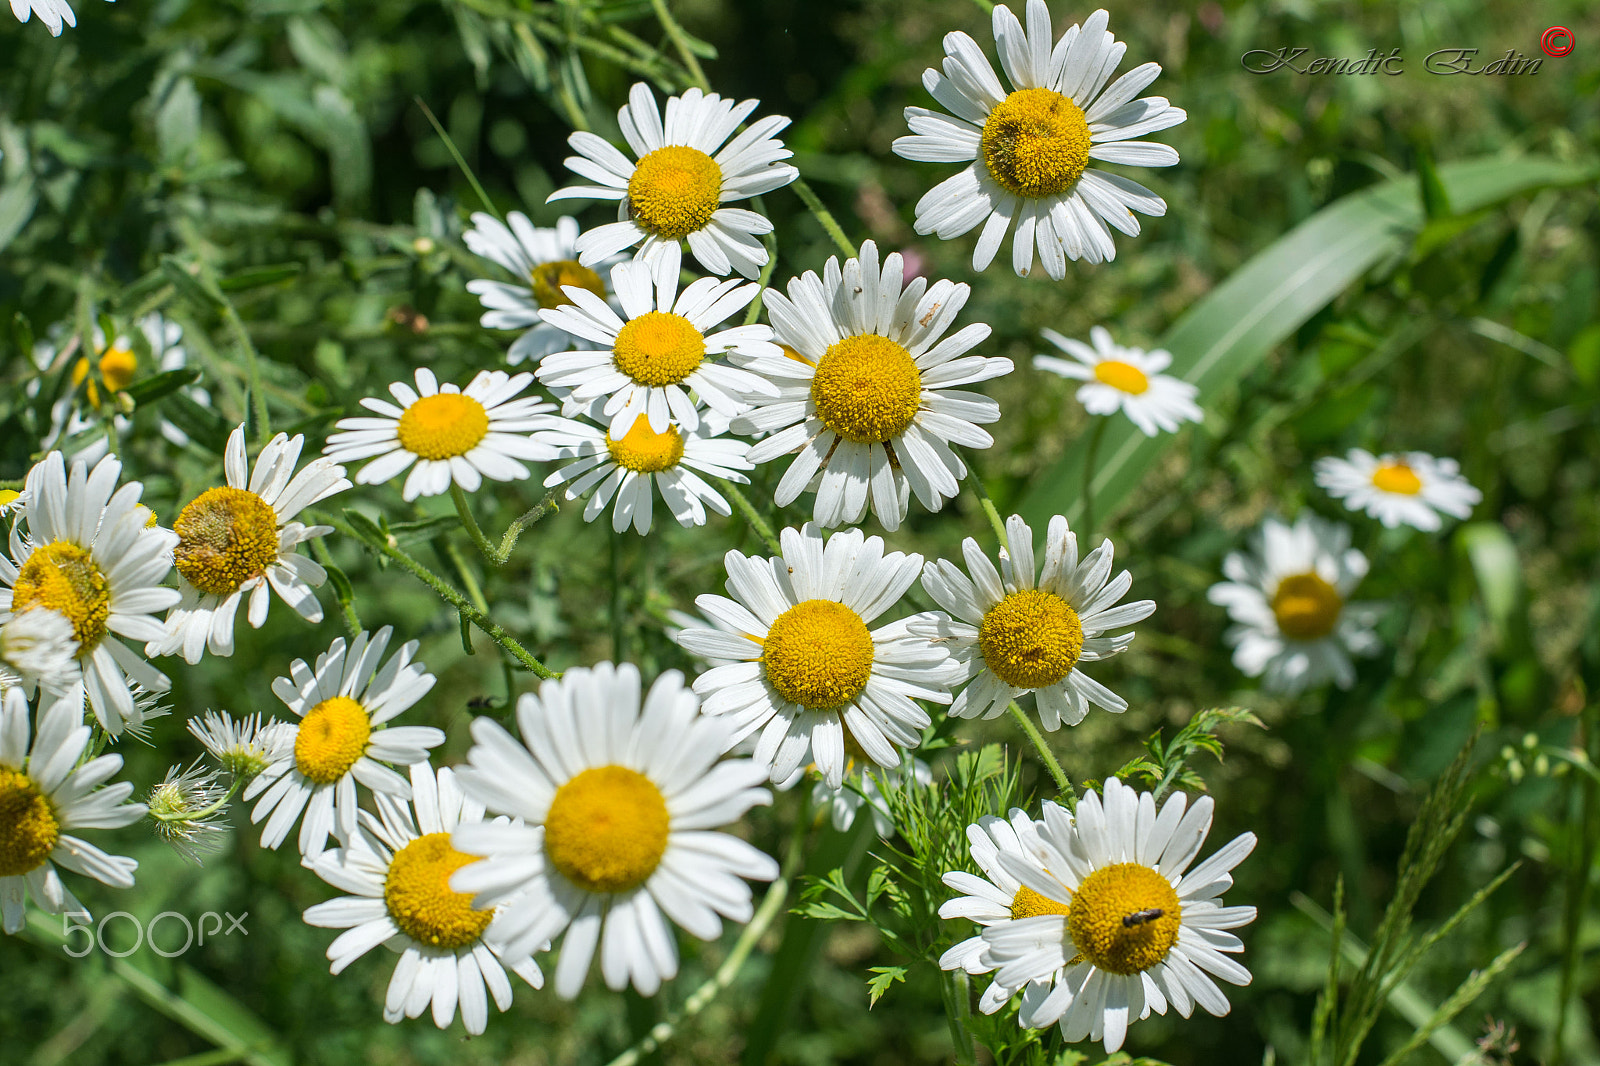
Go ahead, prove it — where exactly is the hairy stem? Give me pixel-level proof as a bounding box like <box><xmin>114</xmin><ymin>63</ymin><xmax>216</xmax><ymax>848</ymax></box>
<box><xmin>791</xmin><ymin>177</ymin><xmax>856</xmax><ymax>260</ymax></box>
<box><xmin>1008</xmin><ymin>701</ymin><xmax>1074</xmax><ymax>804</ymax></box>
<box><xmin>717</xmin><ymin>478</ymin><xmax>784</xmax><ymax>555</ymax></box>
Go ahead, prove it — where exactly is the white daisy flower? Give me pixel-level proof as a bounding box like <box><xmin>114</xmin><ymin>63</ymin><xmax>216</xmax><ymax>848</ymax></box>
<box><xmin>0</xmin><ymin>686</ymin><xmax>147</xmax><ymax>934</ymax></box>
<box><xmin>1312</xmin><ymin>448</ymin><xmax>1481</xmax><ymax>532</ymax></box>
<box><xmin>548</xmin><ymin>83</ymin><xmax>800</xmax><ymax>280</ymax></box>
<box><xmin>893</xmin><ymin>3</ymin><xmax>1186</xmax><ymax>278</ymax></box>
<box><xmin>149</xmin><ymin>424</ymin><xmax>351</xmax><ymax>665</ymax></box>
<box><xmin>303</xmin><ymin>763</ymin><xmax>544</xmax><ymax>1034</ymax></box>
<box><xmin>536</xmin><ymin>403</ymin><xmax>753</xmax><ymax>535</ymax></box>
<box><xmin>916</xmin><ymin>514</ymin><xmax>1154</xmax><ymax>730</ymax></box>
<box><xmin>9</xmin><ymin>0</ymin><xmax>109</xmax><ymax>37</ymax></box>
<box><xmin>1034</xmin><ymin>326</ymin><xmax>1201</xmax><ymax>436</ymax></box>
<box><xmin>731</xmin><ymin>240</ymin><xmax>1011</xmax><ymax>532</ymax></box>
<box><xmin>0</xmin><ymin>452</ymin><xmax>179</xmax><ymax>735</ymax></box>
<box><xmin>187</xmin><ymin>710</ymin><xmax>295</xmax><ymax>781</ymax></box>
<box><xmin>536</xmin><ymin>257</ymin><xmax>779</xmax><ymax>441</ymax></box>
<box><xmin>451</xmin><ymin>662</ymin><xmax>779</xmax><ymax>997</ymax></box>
<box><xmin>675</xmin><ymin>523</ymin><xmax>959</xmax><ymax>789</ymax></box>
<box><xmin>958</xmin><ymin>778</ymin><xmax>1256</xmax><ymax>1053</ymax></box>
<box><xmin>323</xmin><ymin>368</ymin><xmax>558</xmax><ymax>502</ymax></box>
<box><xmin>0</xmin><ymin>608</ymin><xmax>79</xmax><ymax>692</ymax></box>
<box><xmin>813</xmin><ymin>756</ymin><xmax>933</xmax><ymax>837</ymax></box>
<box><xmin>1206</xmin><ymin>515</ymin><xmax>1382</xmax><ymax>695</ymax></box>
<box><xmin>463</xmin><ymin>212</ymin><xmax>628</xmax><ymax>367</ymax></box>
<box><xmin>936</xmin><ymin>807</ymin><xmax>1064</xmax><ymax>1016</ymax></box>
<box><xmin>245</xmin><ymin>628</ymin><xmax>445</xmax><ymax>858</ymax></box>
<box><xmin>0</xmin><ymin>488</ymin><xmax>25</xmax><ymax>519</ymax></box>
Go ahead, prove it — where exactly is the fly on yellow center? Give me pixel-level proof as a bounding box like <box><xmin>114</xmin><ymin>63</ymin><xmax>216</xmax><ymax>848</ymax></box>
<box><xmin>544</xmin><ymin>765</ymin><xmax>670</xmax><ymax>894</ymax></box>
<box><xmin>1371</xmin><ymin>462</ymin><xmax>1423</xmax><ymax>495</ymax></box>
<box><xmin>383</xmin><ymin>832</ymin><xmax>494</xmax><ymax>949</ymax></box>
<box><xmin>606</xmin><ymin>415</ymin><xmax>686</xmax><ymax>473</ymax></box>
<box><xmin>980</xmin><ymin>87</ymin><xmax>1092</xmax><ymax>200</ymax></box>
<box><xmin>0</xmin><ymin>767</ymin><xmax>60</xmax><ymax>878</ymax></box>
<box><xmin>1093</xmin><ymin>360</ymin><xmax>1150</xmax><ymax>395</ymax></box>
<box><xmin>978</xmin><ymin>588</ymin><xmax>1085</xmax><ymax>690</ymax></box>
<box><xmin>1067</xmin><ymin>862</ymin><xmax>1182</xmax><ymax>975</ymax></box>
<box><xmin>760</xmin><ymin>599</ymin><xmax>875</xmax><ymax>710</ymax></box>
<box><xmin>810</xmin><ymin>334</ymin><xmax>923</xmax><ymax>444</ymax></box>
<box><xmin>1270</xmin><ymin>571</ymin><xmax>1343</xmax><ymax>641</ymax></box>
<box><xmin>396</xmin><ymin>393</ymin><xmax>491</xmax><ymax>461</ymax></box>
<box><xmin>172</xmin><ymin>487</ymin><xmax>281</xmax><ymax>597</ymax></box>
<box><xmin>12</xmin><ymin>542</ymin><xmax>111</xmax><ymax>655</ymax></box>
<box><xmin>1010</xmin><ymin>883</ymin><xmax>1071</xmax><ymax>920</ymax></box>
<box><xmin>293</xmin><ymin>696</ymin><xmax>372</xmax><ymax>785</ymax></box>
<box><xmin>627</xmin><ymin>145</ymin><xmax>723</xmax><ymax>240</ymax></box>
<box><xmin>611</xmin><ymin>311</ymin><xmax>707</xmax><ymax>387</ymax></box>
<box><xmin>531</xmin><ymin>259</ymin><xmax>607</xmax><ymax>310</ymax></box>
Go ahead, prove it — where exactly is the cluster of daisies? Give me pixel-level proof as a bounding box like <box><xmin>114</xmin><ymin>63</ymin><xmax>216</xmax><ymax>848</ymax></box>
<box><xmin>0</xmin><ymin>0</ymin><xmax>1490</xmax><ymax>1056</ymax></box>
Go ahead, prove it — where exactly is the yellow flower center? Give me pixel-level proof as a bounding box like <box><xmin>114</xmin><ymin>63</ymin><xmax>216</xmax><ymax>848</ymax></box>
<box><xmin>760</xmin><ymin>599</ymin><xmax>875</xmax><ymax>710</ymax></box>
<box><xmin>980</xmin><ymin>87</ymin><xmax>1092</xmax><ymax>199</ymax></box>
<box><xmin>293</xmin><ymin>696</ymin><xmax>372</xmax><ymax>785</ymax></box>
<box><xmin>810</xmin><ymin>334</ymin><xmax>923</xmax><ymax>444</ymax></box>
<box><xmin>1270</xmin><ymin>571</ymin><xmax>1343</xmax><ymax>641</ymax></box>
<box><xmin>0</xmin><ymin>489</ymin><xmax>20</xmax><ymax>511</ymax></box>
<box><xmin>544</xmin><ymin>765</ymin><xmax>670</xmax><ymax>894</ymax></box>
<box><xmin>1093</xmin><ymin>359</ymin><xmax>1150</xmax><ymax>395</ymax></box>
<box><xmin>1371</xmin><ymin>462</ymin><xmax>1423</xmax><ymax>495</ymax></box>
<box><xmin>531</xmin><ymin>259</ymin><xmax>607</xmax><ymax>310</ymax></box>
<box><xmin>1067</xmin><ymin>862</ymin><xmax>1182</xmax><ymax>975</ymax></box>
<box><xmin>1010</xmin><ymin>883</ymin><xmax>1071</xmax><ymax>920</ymax></box>
<box><xmin>612</xmin><ymin>311</ymin><xmax>707</xmax><ymax>387</ymax></box>
<box><xmin>383</xmin><ymin>832</ymin><xmax>494</xmax><ymax>950</ymax></box>
<box><xmin>978</xmin><ymin>589</ymin><xmax>1085</xmax><ymax>689</ymax></box>
<box><xmin>11</xmin><ymin>541</ymin><xmax>111</xmax><ymax>656</ymax></box>
<box><xmin>606</xmin><ymin>415</ymin><xmax>685</xmax><ymax>473</ymax></box>
<box><xmin>172</xmin><ymin>486</ymin><xmax>281</xmax><ymax>597</ymax></box>
<box><xmin>627</xmin><ymin>145</ymin><xmax>723</xmax><ymax>240</ymax></box>
<box><xmin>99</xmin><ymin>347</ymin><xmax>138</xmax><ymax>393</ymax></box>
<box><xmin>396</xmin><ymin>393</ymin><xmax>490</xmax><ymax>461</ymax></box>
<box><xmin>0</xmin><ymin>767</ymin><xmax>60</xmax><ymax>878</ymax></box>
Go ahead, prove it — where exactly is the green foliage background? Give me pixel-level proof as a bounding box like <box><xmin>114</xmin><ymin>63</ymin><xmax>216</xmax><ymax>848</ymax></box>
<box><xmin>2</xmin><ymin>0</ymin><xmax>1599</xmax><ymax>1064</ymax></box>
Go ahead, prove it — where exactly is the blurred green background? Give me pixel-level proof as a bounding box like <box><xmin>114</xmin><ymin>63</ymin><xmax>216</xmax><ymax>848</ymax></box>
<box><xmin>2</xmin><ymin>0</ymin><xmax>1599</xmax><ymax>1063</ymax></box>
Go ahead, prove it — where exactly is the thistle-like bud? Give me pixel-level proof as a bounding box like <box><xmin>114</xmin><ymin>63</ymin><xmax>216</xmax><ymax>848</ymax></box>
<box><xmin>188</xmin><ymin>709</ymin><xmax>294</xmax><ymax>780</ymax></box>
<box><xmin>148</xmin><ymin>762</ymin><xmax>230</xmax><ymax>864</ymax></box>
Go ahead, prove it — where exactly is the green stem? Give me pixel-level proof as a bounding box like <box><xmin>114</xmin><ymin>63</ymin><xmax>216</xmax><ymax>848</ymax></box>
<box><xmin>963</xmin><ymin>459</ymin><xmax>1010</xmax><ymax>550</ymax></box>
<box><xmin>321</xmin><ymin>512</ymin><xmax>559</xmax><ymax>678</ymax></box>
<box><xmin>441</xmin><ymin>537</ymin><xmax>491</xmax><ymax>615</ymax></box>
<box><xmin>308</xmin><ymin>537</ymin><xmax>362</xmax><ymax>638</ymax></box>
<box><xmin>1007</xmin><ymin>701</ymin><xmax>1073</xmax><ymax>803</ymax></box>
<box><xmin>791</xmin><ymin>177</ymin><xmax>856</xmax><ymax>260</ymax></box>
<box><xmin>647</xmin><ymin>0</ymin><xmax>710</xmax><ymax>91</ymax></box>
<box><xmin>941</xmin><ymin>969</ymin><xmax>977</xmax><ymax>1065</ymax></box>
<box><xmin>610</xmin><ymin>525</ymin><xmax>627</xmax><ymax>662</ymax></box>
<box><xmin>603</xmin><ymin>822</ymin><xmax>804</xmax><ymax>1066</ymax></box>
<box><xmin>1080</xmin><ymin>418</ymin><xmax>1108</xmax><ymax>543</ymax></box>
<box><xmin>219</xmin><ymin>299</ymin><xmax>271</xmax><ymax>448</ymax></box>
<box><xmin>414</xmin><ymin>96</ymin><xmax>502</xmax><ymax>220</ymax></box>
<box><xmin>717</xmin><ymin>478</ymin><xmax>783</xmax><ymax>555</ymax></box>
<box><xmin>451</xmin><ymin>485</ymin><xmax>561</xmax><ymax>564</ymax></box>
<box><xmin>742</xmin><ymin>210</ymin><xmax>780</xmax><ymax>326</ymax></box>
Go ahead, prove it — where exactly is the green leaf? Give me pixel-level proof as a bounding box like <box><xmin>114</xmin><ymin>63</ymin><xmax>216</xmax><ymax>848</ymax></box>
<box><xmin>865</xmin><ymin>965</ymin><xmax>907</xmax><ymax>1007</ymax></box>
<box><xmin>124</xmin><ymin>366</ymin><xmax>202</xmax><ymax>405</ymax></box>
<box><xmin>1019</xmin><ymin>155</ymin><xmax>1600</xmax><ymax>531</ymax></box>
<box><xmin>218</xmin><ymin>263</ymin><xmax>304</xmax><ymax>291</ymax></box>
<box><xmin>1415</xmin><ymin>145</ymin><xmax>1452</xmax><ymax>220</ymax></box>
<box><xmin>160</xmin><ymin>255</ymin><xmax>226</xmax><ymax>311</ymax></box>
<box><xmin>0</xmin><ymin>176</ymin><xmax>38</xmax><ymax>255</ymax></box>
<box><xmin>156</xmin><ymin>77</ymin><xmax>202</xmax><ymax>164</ymax></box>
<box><xmin>1458</xmin><ymin>522</ymin><xmax>1521</xmax><ymax>641</ymax></box>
